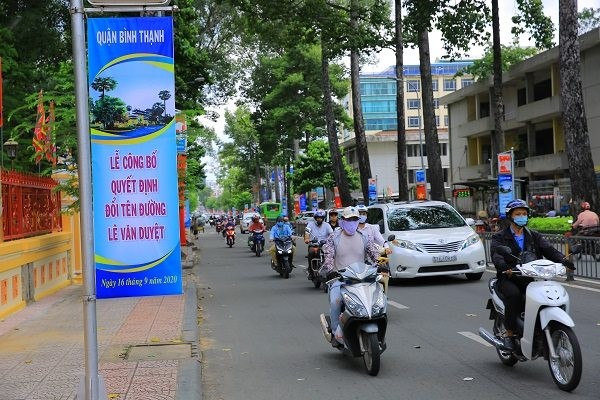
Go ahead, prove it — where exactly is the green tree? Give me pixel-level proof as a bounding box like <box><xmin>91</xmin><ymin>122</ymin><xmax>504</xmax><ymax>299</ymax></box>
<box><xmin>90</xmin><ymin>96</ymin><xmax>127</xmax><ymax>130</ymax></box>
<box><xmin>578</xmin><ymin>7</ymin><xmax>600</xmax><ymax>34</ymax></box>
<box><xmin>158</xmin><ymin>90</ymin><xmax>172</xmax><ymax>118</ymax></box>
<box><xmin>292</xmin><ymin>140</ymin><xmax>359</xmax><ymax>195</ymax></box>
<box><xmin>91</xmin><ymin>77</ymin><xmax>117</xmax><ymax>99</ymax></box>
<box><xmin>458</xmin><ymin>43</ymin><xmax>539</xmax><ymax>81</ymax></box>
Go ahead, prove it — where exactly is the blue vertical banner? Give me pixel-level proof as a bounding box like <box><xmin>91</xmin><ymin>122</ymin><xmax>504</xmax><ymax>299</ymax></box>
<box><xmin>368</xmin><ymin>178</ymin><xmax>377</xmax><ymax>205</ymax></box>
<box><xmin>299</xmin><ymin>194</ymin><xmax>307</xmax><ymax>212</ymax></box>
<box><xmin>87</xmin><ymin>17</ymin><xmax>182</xmax><ymax>298</ymax></box>
<box><xmin>497</xmin><ymin>150</ymin><xmax>515</xmax><ymax>218</ymax></box>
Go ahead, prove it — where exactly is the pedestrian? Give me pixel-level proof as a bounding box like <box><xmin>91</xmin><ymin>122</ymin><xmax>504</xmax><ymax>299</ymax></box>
<box><xmin>191</xmin><ymin>216</ymin><xmax>199</xmax><ymax>240</ymax></box>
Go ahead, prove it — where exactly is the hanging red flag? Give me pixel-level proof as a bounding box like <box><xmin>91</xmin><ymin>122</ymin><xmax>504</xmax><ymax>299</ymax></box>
<box><xmin>0</xmin><ymin>57</ymin><xmax>4</xmax><ymax>128</ymax></box>
<box><xmin>33</xmin><ymin>90</ymin><xmax>47</xmax><ymax>164</ymax></box>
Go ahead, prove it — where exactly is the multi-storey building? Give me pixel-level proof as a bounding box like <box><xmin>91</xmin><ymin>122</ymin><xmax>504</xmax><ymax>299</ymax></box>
<box><xmin>441</xmin><ymin>28</ymin><xmax>600</xmax><ymax>217</ymax></box>
<box><xmin>342</xmin><ymin>61</ymin><xmax>474</xmax><ymax>200</ymax></box>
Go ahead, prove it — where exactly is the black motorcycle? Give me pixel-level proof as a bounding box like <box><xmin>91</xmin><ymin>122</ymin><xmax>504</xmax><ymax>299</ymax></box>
<box><xmin>271</xmin><ymin>235</ymin><xmax>294</xmax><ymax>279</ymax></box>
<box><xmin>249</xmin><ymin>229</ymin><xmax>265</xmax><ymax>257</ymax></box>
<box><xmin>306</xmin><ymin>236</ymin><xmax>326</xmax><ymax>289</ymax></box>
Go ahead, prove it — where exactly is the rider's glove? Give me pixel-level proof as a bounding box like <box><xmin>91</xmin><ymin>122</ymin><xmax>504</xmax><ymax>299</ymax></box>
<box><xmin>562</xmin><ymin>258</ymin><xmax>575</xmax><ymax>270</ymax></box>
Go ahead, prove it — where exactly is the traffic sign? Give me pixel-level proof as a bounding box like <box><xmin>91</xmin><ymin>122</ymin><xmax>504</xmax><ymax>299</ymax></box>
<box><xmin>415</xmin><ymin>169</ymin><xmax>426</xmax><ymax>183</ymax></box>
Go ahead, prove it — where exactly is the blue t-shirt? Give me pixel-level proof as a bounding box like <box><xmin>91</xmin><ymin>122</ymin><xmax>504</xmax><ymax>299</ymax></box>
<box><xmin>270</xmin><ymin>224</ymin><xmax>293</xmax><ymax>240</ymax></box>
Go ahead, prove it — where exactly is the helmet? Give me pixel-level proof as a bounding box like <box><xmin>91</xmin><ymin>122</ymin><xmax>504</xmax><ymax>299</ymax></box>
<box><xmin>341</xmin><ymin>206</ymin><xmax>360</xmax><ymax>220</ymax></box>
<box><xmin>276</xmin><ymin>215</ymin><xmax>284</xmax><ymax>223</ymax></box>
<box><xmin>581</xmin><ymin>201</ymin><xmax>591</xmax><ymax>210</ymax></box>
<box><xmin>505</xmin><ymin>199</ymin><xmax>529</xmax><ymax>217</ymax></box>
<box><xmin>314</xmin><ymin>210</ymin><xmax>326</xmax><ymax>219</ymax></box>
<box><xmin>356</xmin><ymin>204</ymin><xmax>368</xmax><ymax>213</ymax></box>
<box><xmin>252</xmin><ymin>214</ymin><xmax>260</xmax><ymax>221</ymax></box>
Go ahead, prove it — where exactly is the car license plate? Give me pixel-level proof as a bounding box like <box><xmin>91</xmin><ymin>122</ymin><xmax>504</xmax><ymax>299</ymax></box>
<box><xmin>432</xmin><ymin>255</ymin><xmax>457</xmax><ymax>263</ymax></box>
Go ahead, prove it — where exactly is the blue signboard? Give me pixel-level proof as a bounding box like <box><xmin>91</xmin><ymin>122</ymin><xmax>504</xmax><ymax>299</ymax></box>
<box><xmin>368</xmin><ymin>179</ymin><xmax>377</xmax><ymax>205</ymax></box>
<box><xmin>498</xmin><ymin>174</ymin><xmax>514</xmax><ymax>218</ymax></box>
<box><xmin>299</xmin><ymin>194</ymin><xmax>307</xmax><ymax>212</ymax></box>
<box><xmin>88</xmin><ymin>17</ymin><xmax>182</xmax><ymax>298</ymax></box>
<box><xmin>415</xmin><ymin>169</ymin><xmax>426</xmax><ymax>183</ymax></box>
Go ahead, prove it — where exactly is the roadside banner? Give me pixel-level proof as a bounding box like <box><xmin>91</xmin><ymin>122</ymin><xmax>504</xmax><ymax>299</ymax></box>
<box><xmin>87</xmin><ymin>17</ymin><xmax>182</xmax><ymax>298</ymax></box>
<box><xmin>368</xmin><ymin>178</ymin><xmax>377</xmax><ymax>205</ymax></box>
<box><xmin>498</xmin><ymin>150</ymin><xmax>515</xmax><ymax>218</ymax></box>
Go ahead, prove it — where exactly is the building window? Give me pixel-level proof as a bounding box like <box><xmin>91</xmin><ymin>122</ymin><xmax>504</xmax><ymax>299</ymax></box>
<box><xmin>444</xmin><ymin>115</ymin><xmax>449</xmax><ymax>126</ymax></box>
<box><xmin>440</xmin><ymin>143</ymin><xmax>448</xmax><ymax>156</ymax></box>
<box><xmin>443</xmin><ymin>79</ymin><xmax>456</xmax><ymax>91</ymax></box>
<box><xmin>407</xmin><ymin>144</ymin><xmax>419</xmax><ymax>157</ymax></box>
<box><xmin>435</xmin><ymin>115</ymin><xmax>440</xmax><ymax>126</ymax></box>
<box><xmin>461</xmin><ymin>79</ymin><xmax>474</xmax><ymax>88</ymax></box>
<box><xmin>407</xmin><ymin>80</ymin><xmax>420</xmax><ymax>92</ymax></box>
<box><xmin>408</xmin><ymin>116</ymin><xmax>420</xmax><ymax>127</ymax></box>
<box><xmin>433</xmin><ymin>98</ymin><xmax>439</xmax><ymax>109</ymax></box>
<box><xmin>432</xmin><ymin>80</ymin><xmax>438</xmax><ymax>91</ymax></box>
<box><xmin>407</xmin><ymin>99</ymin><xmax>421</xmax><ymax>109</ymax></box>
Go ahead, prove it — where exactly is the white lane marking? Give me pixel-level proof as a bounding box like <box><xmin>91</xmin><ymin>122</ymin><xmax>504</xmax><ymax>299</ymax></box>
<box><xmin>388</xmin><ymin>300</ymin><xmax>409</xmax><ymax>309</ymax></box>
<box><xmin>458</xmin><ymin>331</ymin><xmax>493</xmax><ymax>347</ymax></box>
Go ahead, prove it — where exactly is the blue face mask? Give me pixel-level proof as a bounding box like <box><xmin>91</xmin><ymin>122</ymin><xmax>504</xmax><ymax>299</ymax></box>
<box><xmin>277</xmin><ymin>222</ymin><xmax>284</xmax><ymax>228</ymax></box>
<box><xmin>513</xmin><ymin>216</ymin><xmax>528</xmax><ymax>227</ymax></box>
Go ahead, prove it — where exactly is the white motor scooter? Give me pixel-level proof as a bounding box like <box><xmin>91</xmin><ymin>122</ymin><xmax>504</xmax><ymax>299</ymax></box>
<box><xmin>479</xmin><ymin>245</ymin><xmax>582</xmax><ymax>392</ymax></box>
<box><xmin>319</xmin><ymin>262</ymin><xmax>388</xmax><ymax>376</ymax></box>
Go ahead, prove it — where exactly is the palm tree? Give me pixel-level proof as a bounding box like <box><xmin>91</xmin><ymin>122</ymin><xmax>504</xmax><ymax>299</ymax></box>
<box><xmin>91</xmin><ymin>77</ymin><xmax>117</xmax><ymax>99</ymax></box>
<box><xmin>158</xmin><ymin>90</ymin><xmax>172</xmax><ymax>118</ymax></box>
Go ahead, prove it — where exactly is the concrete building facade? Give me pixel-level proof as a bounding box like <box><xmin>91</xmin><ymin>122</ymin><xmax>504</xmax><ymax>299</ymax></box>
<box><xmin>441</xmin><ymin>28</ymin><xmax>600</xmax><ymax>217</ymax></box>
<box><xmin>342</xmin><ymin>62</ymin><xmax>474</xmax><ymax>200</ymax></box>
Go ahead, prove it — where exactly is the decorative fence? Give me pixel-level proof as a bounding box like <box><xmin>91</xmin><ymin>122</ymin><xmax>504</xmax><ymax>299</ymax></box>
<box><xmin>1</xmin><ymin>170</ymin><xmax>62</xmax><ymax>241</ymax></box>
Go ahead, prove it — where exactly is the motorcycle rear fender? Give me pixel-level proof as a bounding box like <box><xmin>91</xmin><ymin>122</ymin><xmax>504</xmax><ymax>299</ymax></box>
<box><xmin>539</xmin><ymin>306</ymin><xmax>574</xmax><ymax>330</ymax></box>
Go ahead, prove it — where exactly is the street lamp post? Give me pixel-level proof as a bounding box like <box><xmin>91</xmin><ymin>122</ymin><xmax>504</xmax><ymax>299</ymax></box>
<box><xmin>4</xmin><ymin>138</ymin><xmax>18</xmax><ymax>170</ymax></box>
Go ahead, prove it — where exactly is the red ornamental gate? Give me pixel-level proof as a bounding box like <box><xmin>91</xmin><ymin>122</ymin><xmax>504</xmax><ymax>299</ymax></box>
<box><xmin>1</xmin><ymin>170</ymin><xmax>62</xmax><ymax>241</ymax></box>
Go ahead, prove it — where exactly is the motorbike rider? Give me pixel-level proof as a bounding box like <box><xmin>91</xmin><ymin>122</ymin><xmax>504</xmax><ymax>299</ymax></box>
<box><xmin>356</xmin><ymin>205</ymin><xmax>387</xmax><ymax>248</ymax></box>
<box><xmin>224</xmin><ymin>217</ymin><xmax>236</xmax><ymax>238</ymax></box>
<box><xmin>304</xmin><ymin>210</ymin><xmax>333</xmax><ymax>269</ymax></box>
<box><xmin>247</xmin><ymin>214</ymin><xmax>266</xmax><ymax>249</ymax></box>
<box><xmin>571</xmin><ymin>201</ymin><xmax>599</xmax><ymax>233</ymax></box>
<box><xmin>328</xmin><ymin>209</ymin><xmax>340</xmax><ymax>230</ymax></box>
<box><xmin>320</xmin><ymin>206</ymin><xmax>381</xmax><ymax>347</ymax></box>
<box><xmin>490</xmin><ymin>199</ymin><xmax>575</xmax><ymax>351</ymax></box>
<box><xmin>269</xmin><ymin>215</ymin><xmax>295</xmax><ymax>267</ymax></box>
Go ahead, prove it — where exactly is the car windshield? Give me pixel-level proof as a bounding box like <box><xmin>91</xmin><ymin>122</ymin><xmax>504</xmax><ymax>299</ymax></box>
<box><xmin>387</xmin><ymin>205</ymin><xmax>466</xmax><ymax>231</ymax></box>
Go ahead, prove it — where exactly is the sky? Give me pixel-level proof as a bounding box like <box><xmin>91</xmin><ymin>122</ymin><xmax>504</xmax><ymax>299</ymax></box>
<box><xmin>201</xmin><ymin>0</ymin><xmax>598</xmax><ymax>185</ymax></box>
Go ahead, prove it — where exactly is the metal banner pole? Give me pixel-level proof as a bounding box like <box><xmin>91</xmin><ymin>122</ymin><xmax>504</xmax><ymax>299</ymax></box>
<box><xmin>70</xmin><ymin>1</ymin><xmax>106</xmax><ymax>399</ymax></box>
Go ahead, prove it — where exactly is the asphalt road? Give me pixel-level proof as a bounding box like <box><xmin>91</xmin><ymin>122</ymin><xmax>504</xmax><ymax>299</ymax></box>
<box><xmin>196</xmin><ymin>229</ymin><xmax>600</xmax><ymax>400</ymax></box>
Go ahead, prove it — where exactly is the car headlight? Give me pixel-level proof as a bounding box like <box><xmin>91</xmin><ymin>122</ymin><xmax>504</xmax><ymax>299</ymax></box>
<box><xmin>461</xmin><ymin>233</ymin><xmax>480</xmax><ymax>249</ymax></box>
<box><xmin>343</xmin><ymin>293</ymin><xmax>368</xmax><ymax>317</ymax></box>
<box><xmin>391</xmin><ymin>239</ymin><xmax>418</xmax><ymax>251</ymax></box>
<box><xmin>371</xmin><ymin>291</ymin><xmax>386</xmax><ymax>316</ymax></box>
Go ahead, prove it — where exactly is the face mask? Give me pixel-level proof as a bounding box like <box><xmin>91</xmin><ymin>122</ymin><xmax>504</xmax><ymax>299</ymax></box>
<box><xmin>513</xmin><ymin>216</ymin><xmax>528</xmax><ymax>227</ymax></box>
<box><xmin>315</xmin><ymin>219</ymin><xmax>323</xmax><ymax>226</ymax></box>
<box><xmin>359</xmin><ymin>215</ymin><xmax>367</xmax><ymax>224</ymax></box>
<box><xmin>340</xmin><ymin>219</ymin><xmax>360</xmax><ymax>235</ymax></box>
<box><xmin>277</xmin><ymin>222</ymin><xmax>284</xmax><ymax>228</ymax></box>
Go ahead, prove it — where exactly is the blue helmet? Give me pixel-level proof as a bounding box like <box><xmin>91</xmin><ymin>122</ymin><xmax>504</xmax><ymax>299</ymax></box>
<box><xmin>314</xmin><ymin>210</ymin><xmax>326</xmax><ymax>219</ymax></box>
<box><xmin>505</xmin><ymin>199</ymin><xmax>529</xmax><ymax>216</ymax></box>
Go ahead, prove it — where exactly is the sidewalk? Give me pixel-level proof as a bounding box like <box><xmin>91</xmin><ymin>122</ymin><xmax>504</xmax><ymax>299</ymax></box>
<box><xmin>0</xmin><ymin>242</ymin><xmax>201</xmax><ymax>400</ymax></box>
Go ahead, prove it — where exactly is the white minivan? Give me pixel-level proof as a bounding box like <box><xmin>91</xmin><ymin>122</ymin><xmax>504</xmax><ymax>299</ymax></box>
<box><xmin>367</xmin><ymin>201</ymin><xmax>487</xmax><ymax>280</ymax></box>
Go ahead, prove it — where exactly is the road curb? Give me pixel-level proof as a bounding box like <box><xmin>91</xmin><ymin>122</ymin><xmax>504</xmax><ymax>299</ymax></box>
<box><xmin>176</xmin><ymin>276</ymin><xmax>202</xmax><ymax>400</ymax></box>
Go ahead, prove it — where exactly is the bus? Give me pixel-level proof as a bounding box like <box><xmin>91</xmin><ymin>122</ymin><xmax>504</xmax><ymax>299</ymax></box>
<box><xmin>258</xmin><ymin>202</ymin><xmax>282</xmax><ymax>221</ymax></box>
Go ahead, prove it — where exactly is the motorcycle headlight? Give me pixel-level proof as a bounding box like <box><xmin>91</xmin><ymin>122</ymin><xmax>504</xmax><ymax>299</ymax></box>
<box><xmin>461</xmin><ymin>233</ymin><xmax>480</xmax><ymax>250</ymax></box>
<box><xmin>371</xmin><ymin>291</ymin><xmax>386</xmax><ymax>316</ymax></box>
<box><xmin>342</xmin><ymin>293</ymin><xmax>368</xmax><ymax>318</ymax></box>
<box><xmin>526</xmin><ymin>265</ymin><xmax>558</xmax><ymax>279</ymax></box>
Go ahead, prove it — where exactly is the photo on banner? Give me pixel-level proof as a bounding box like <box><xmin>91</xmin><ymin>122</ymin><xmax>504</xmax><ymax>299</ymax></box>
<box><xmin>87</xmin><ymin>17</ymin><xmax>182</xmax><ymax>298</ymax></box>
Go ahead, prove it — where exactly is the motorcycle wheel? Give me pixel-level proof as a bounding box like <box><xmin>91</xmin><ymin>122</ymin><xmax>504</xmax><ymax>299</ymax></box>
<box><xmin>361</xmin><ymin>332</ymin><xmax>381</xmax><ymax>376</ymax></box>
<box><xmin>282</xmin><ymin>260</ymin><xmax>290</xmax><ymax>279</ymax></box>
<box><xmin>256</xmin><ymin>243</ymin><xmax>262</xmax><ymax>257</ymax></box>
<box><xmin>313</xmin><ymin>277</ymin><xmax>321</xmax><ymax>289</ymax></box>
<box><xmin>493</xmin><ymin>315</ymin><xmax>519</xmax><ymax>366</ymax></box>
<box><xmin>547</xmin><ymin>322</ymin><xmax>582</xmax><ymax>392</ymax></box>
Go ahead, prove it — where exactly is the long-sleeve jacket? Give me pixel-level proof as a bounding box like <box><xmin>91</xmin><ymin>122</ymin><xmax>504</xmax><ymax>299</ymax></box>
<box><xmin>321</xmin><ymin>230</ymin><xmax>380</xmax><ymax>276</ymax></box>
<box><xmin>490</xmin><ymin>226</ymin><xmax>567</xmax><ymax>279</ymax></box>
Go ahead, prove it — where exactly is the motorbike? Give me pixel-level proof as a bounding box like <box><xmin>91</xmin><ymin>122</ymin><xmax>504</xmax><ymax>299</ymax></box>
<box><xmin>319</xmin><ymin>262</ymin><xmax>387</xmax><ymax>376</ymax></box>
<box><xmin>478</xmin><ymin>244</ymin><xmax>583</xmax><ymax>392</ymax></box>
<box><xmin>565</xmin><ymin>224</ymin><xmax>600</xmax><ymax>261</ymax></box>
<box><xmin>215</xmin><ymin>220</ymin><xmax>224</xmax><ymax>234</ymax></box>
<box><xmin>271</xmin><ymin>235</ymin><xmax>294</xmax><ymax>279</ymax></box>
<box><xmin>248</xmin><ymin>229</ymin><xmax>265</xmax><ymax>257</ymax></box>
<box><xmin>225</xmin><ymin>226</ymin><xmax>236</xmax><ymax>247</ymax></box>
<box><xmin>304</xmin><ymin>227</ymin><xmax>326</xmax><ymax>289</ymax></box>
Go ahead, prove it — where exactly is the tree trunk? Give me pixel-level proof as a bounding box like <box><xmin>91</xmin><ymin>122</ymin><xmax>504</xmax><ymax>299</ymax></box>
<box><xmin>559</xmin><ymin>0</ymin><xmax>600</xmax><ymax>210</ymax></box>
<box><xmin>350</xmin><ymin>0</ymin><xmax>372</xmax><ymax>205</ymax></box>
<box><xmin>395</xmin><ymin>0</ymin><xmax>408</xmax><ymax>201</ymax></box>
<box><xmin>417</xmin><ymin>29</ymin><xmax>445</xmax><ymax>201</ymax></box>
<box><xmin>490</xmin><ymin>0</ymin><xmax>505</xmax><ymax>176</ymax></box>
<box><xmin>321</xmin><ymin>40</ymin><xmax>352</xmax><ymax>206</ymax></box>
